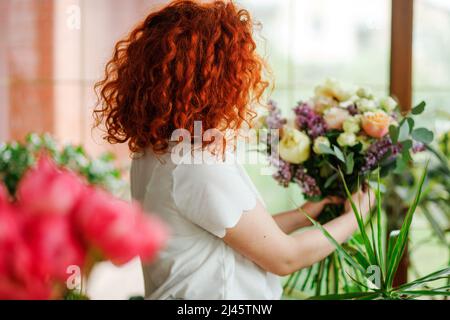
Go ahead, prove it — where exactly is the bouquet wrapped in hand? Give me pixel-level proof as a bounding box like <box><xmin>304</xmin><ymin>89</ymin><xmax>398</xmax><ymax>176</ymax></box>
<box><xmin>258</xmin><ymin>79</ymin><xmax>433</xmax><ymax>222</ymax></box>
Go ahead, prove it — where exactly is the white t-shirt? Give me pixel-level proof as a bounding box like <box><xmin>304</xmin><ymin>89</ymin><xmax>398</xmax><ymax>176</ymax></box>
<box><xmin>130</xmin><ymin>146</ymin><xmax>282</xmax><ymax>300</ymax></box>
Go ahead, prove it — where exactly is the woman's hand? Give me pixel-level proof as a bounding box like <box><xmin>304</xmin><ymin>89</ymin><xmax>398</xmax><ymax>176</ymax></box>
<box><xmin>272</xmin><ymin>196</ymin><xmax>344</xmax><ymax>234</ymax></box>
<box><xmin>301</xmin><ymin>196</ymin><xmax>344</xmax><ymax>219</ymax></box>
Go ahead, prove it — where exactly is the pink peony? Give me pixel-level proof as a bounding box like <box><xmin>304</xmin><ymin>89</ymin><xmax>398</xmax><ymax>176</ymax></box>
<box><xmin>135</xmin><ymin>214</ymin><xmax>169</xmax><ymax>263</ymax></box>
<box><xmin>17</xmin><ymin>156</ymin><xmax>85</xmax><ymax>215</ymax></box>
<box><xmin>0</xmin><ymin>203</ymin><xmax>52</xmax><ymax>300</ymax></box>
<box><xmin>22</xmin><ymin>213</ymin><xmax>86</xmax><ymax>282</ymax></box>
<box><xmin>323</xmin><ymin>107</ymin><xmax>351</xmax><ymax>130</ymax></box>
<box><xmin>0</xmin><ymin>183</ymin><xmax>8</xmax><ymax>205</ymax></box>
<box><xmin>74</xmin><ymin>188</ymin><xmax>167</xmax><ymax>265</ymax></box>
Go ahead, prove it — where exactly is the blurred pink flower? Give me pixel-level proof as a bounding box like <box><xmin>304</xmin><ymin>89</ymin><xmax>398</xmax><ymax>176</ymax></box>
<box><xmin>323</xmin><ymin>107</ymin><xmax>351</xmax><ymax>130</ymax></box>
<box><xmin>17</xmin><ymin>156</ymin><xmax>84</xmax><ymax>215</ymax></box>
<box><xmin>0</xmin><ymin>183</ymin><xmax>8</xmax><ymax>205</ymax></box>
<box><xmin>0</xmin><ymin>203</ymin><xmax>52</xmax><ymax>300</ymax></box>
<box><xmin>74</xmin><ymin>188</ymin><xmax>168</xmax><ymax>265</ymax></box>
<box><xmin>22</xmin><ymin>214</ymin><xmax>86</xmax><ymax>282</ymax></box>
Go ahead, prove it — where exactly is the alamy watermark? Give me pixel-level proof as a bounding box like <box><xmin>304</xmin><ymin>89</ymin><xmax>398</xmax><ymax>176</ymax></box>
<box><xmin>169</xmin><ymin>121</ymin><xmax>280</xmax><ymax>176</ymax></box>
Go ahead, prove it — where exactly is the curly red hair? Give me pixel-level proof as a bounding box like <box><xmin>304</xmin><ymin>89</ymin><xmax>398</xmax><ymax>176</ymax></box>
<box><xmin>94</xmin><ymin>0</ymin><xmax>269</xmax><ymax>154</ymax></box>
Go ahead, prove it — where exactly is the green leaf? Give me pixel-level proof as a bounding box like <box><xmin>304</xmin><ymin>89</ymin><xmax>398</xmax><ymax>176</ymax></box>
<box><xmin>406</xmin><ymin>117</ymin><xmax>415</xmax><ymax>133</ymax></box>
<box><xmin>333</xmin><ymin>146</ymin><xmax>346</xmax><ymax>163</ymax></box>
<box><xmin>411</xmin><ymin>101</ymin><xmax>426</xmax><ymax>115</ymax></box>
<box><xmin>385</xmin><ymin>163</ymin><xmax>429</xmax><ymax>289</ymax></box>
<box><xmin>307</xmin><ymin>292</ymin><xmax>380</xmax><ymax>300</ymax></box>
<box><xmin>394</xmin><ymin>156</ymin><xmax>407</xmax><ymax>174</ymax></box>
<box><xmin>303</xmin><ymin>214</ymin><xmax>365</xmax><ymax>274</ymax></box>
<box><xmin>412</xmin><ymin>128</ymin><xmax>434</xmax><ymax>144</ymax></box>
<box><xmin>338</xmin><ymin>169</ymin><xmax>377</xmax><ymax>266</ymax></box>
<box><xmin>398</xmin><ymin>290</ymin><xmax>450</xmax><ymax>297</ymax></box>
<box><xmin>389</xmin><ymin>125</ymin><xmax>399</xmax><ymax>144</ymax></box>
<box><xmin>346</xmin><ymin>152</ymin><xmax>354</xmax><ymax>175</ymax></box>
<box><xmin>376</xmin><ymin>171</ymin><xmax>385</xmax><ymax>281</ymax></box>
<box><xmin>395</xmin><ymin>267</ymin><xmax>450</xmax><ymax>291</ymax></box>
<box><xmin>324</xmin><ymin>173</ymin><xmax>338</xmax><ymax>188</ymax></box>
<box><xmin>386</xmin><ymin>230</ymin><xmax>399</xmax><ymax>271</ymax></box>
<box><xmin>318</xmin><ymin>144</ymin><xmax>335</xmax><ymax>155</ymax></box>
<box><xmin>398</xmin><ymin>121</ymin><xmax>410</xmax><ymax>142</ymax></box>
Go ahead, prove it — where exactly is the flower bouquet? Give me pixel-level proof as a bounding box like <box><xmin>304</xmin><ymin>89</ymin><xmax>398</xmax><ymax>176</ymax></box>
<box><xmin>257</xmin><ymin>79</ymin><xmax>434</xmax><ymax>296</ymax></box>
<box><xmin>0</xmin><ymin>156</ymin><xmax>168</xmax><ymax>300</ymax></box>
<box><xmin>259</xmin><ymin>79</ymin><xmax>433</xmax><ymax>223</ymax></box>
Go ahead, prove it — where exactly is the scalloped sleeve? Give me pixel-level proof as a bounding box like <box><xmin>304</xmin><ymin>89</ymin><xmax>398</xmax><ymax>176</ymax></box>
<box><xmin>172</xmin><ymin>163</ymin><xmax>257</xmax><ymax>238</ymax></box>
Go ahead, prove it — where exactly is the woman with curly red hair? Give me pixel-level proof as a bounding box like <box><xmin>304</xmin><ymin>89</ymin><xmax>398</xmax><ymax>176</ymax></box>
<box><xmin>95</xmin><ymin>0</ymin><xmax>371</xmax><ymax>300</ymax></box>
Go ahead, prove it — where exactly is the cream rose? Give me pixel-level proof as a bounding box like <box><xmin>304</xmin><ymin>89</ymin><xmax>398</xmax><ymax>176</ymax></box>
<box><xmin>356</xmin><ymin>98</ymin><xmax>377</xmax><ymax>112</ymax></box>
<box><xmin>323</xmin><ymin>107</ymin><xmax>351</xmax><ymax>130</ymax></box>
<box><xmin>337</xmin><ymin>132</ymin><xmax>358</xmax><ymax>147</ymax></box>
<box><xmin>343</xmin><ymin>116</ymin><xmax>361</xmax><ymax>134</ymax></box>
<box><xmin>362</xmin><ymin>111</ymin><xmax>391</xmax><ymax>138</ymax></box>
<box><xmin>380</xmin><ymin>97</ymin><xmax>397</xmax><ymax>112</ymax></box>
<box><xmin>315</xmin><ymin>78</ymin><xmax>351</xmax><ymax>102</ymax></box>
<box><xmin>313</xmin><ymin>136</ymin><xmax>331</xmax><ymax>154</ymax></box>
<box><xmin>356</xmin><ymin>87</ymin><xmax>374</xmax><ymax>100</ymax></box>
<box><xmin>279</xmin><ymin>128</ymin><xmax>311</xmax><ymax>164</ymax></box>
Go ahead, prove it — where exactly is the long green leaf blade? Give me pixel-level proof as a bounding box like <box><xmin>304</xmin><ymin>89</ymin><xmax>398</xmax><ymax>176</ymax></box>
<box><xmin>338</xmin><ymin>169</ymin><xmax>377</xmax><ymax>265</ymax></box>
<box><xmin>304</xmin><ymin>214</ymin><xmax>365</xmax><ymax>274</ymax></box>
<box><xmin>386</xmin><ymin>163</ymin><xmax>429</xmax><ymax>288</ymax></box>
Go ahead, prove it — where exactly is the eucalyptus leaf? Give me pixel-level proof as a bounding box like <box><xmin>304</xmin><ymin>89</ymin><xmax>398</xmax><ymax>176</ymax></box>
<box><xmin>412</xmin><ymin>128</ymin><xmax>434</xmax><ymax>144</ymax></box>
<box><xmin>319</xmin><ymin>144</ymin><xmax>335</xmax><ymax>155</ymax></box>
<box><xmin>333</xmin><ymin>146</ymin><xmax>346</xmax><ymax>163</ymax></box>
<box><xmin>406</xmin><ymin>117</ymin><xmax>415</xmax><ymax>133</ymax></box>
<box><xmin>398</xmin><ymin>121</ymin><xmax>410</xmax><ymax>142</ymax></box>
<box><xmin>411</xmin><ymin>101</ymin><xmax>426</xmax><ymax>115</ymax></box>
<box><xmin>389</xmin><ymin>125</ymin><xmax>399</xmax><ymax>144</ymax></box>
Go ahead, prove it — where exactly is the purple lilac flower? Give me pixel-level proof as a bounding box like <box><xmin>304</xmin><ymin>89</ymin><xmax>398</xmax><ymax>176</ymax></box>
<box><xmin>362</xmin><ymin>136</ymin><xmax>401</xmax><ymax>172</ymax></box>
<box><xmin>412</xmin><ymin>141</ymin><xmax>426</xmax><ymax>153</ymax></box>
<box><xmin>270</xmin><ymin>155</ymin><xmax>292</xmax><ymax>187</ymax></box>
<box><xmin>294</xmin><ymin>166</ymin><xmax>322</xmax><ymax>197</ymax></box>
<box><xmin>266</xmin><ymin>100</ymin><xmax>287</xmax><ymax>129</ymax></box>
<box><xmin>293</xmin><ymin>102</ymin><xmax>328</xmax><ymax>139</ymax></box>
<box><xmin>347</xmin><ymin>104</ymin><xmax>359</xmax><ymax>116</ymax></box>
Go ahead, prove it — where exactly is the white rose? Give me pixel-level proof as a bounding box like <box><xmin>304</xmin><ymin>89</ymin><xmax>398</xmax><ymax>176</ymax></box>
<box><xmin>356</xmin><ymin>87</ymin><xmax>374</xmax><ymax>99</ymax></box>
<box><xmin>312</xmin><ymin>96</ymin><xmax>337</xmax><ymax>114</ymax></box>
<box><xmin>357</xmin><ymin>135</ymin><xmax>372</xmax><ymax>152</ymax></box>
<box><xmin>279</xmin><ymin>128</ymin><xmax>311</xmax><ymax>164</ymax></box>
<box><xmin>356</xmin><ymin>98</ymin><xmax>377</xmax><ymax>112</ymax></box>
<box><xmin>380</xmin><ymin>97</ymin><xmax>397</xmax><ymax>112</ymax></box>
<box><xmin>315</xmin><ymin>78</ymin><xmax>351</xmax><ymax>102</ymax></box>
<box><xmin>337</xmin><ymin>132</ymin><xmax>358</xmax><ymax>147</ymax></box>
<box><xmin>323</xmin><ymin>107</ymin><xmax>351</xmax><ymax>130</ymax></box>
<box><xmin>313</xmin><ymin>136</ymin><xmax>331</xmax><ymax>154</ymax></box>
<box><xmin>343</xmin><ymin>116</ymin><xmax>361</xmax><ymax>134</ymax></box>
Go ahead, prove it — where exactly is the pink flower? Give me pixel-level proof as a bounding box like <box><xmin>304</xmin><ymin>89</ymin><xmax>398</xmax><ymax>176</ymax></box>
<box><xmin>362</xmin><ymin>111</ymin><xmax>391</xmax><ymax>138</ymax></box>
<box><xmin>0</xmin><ymin>203</ymin><xmax>52</xmax><ymax>300</ymax></box>
<box><xmin>74</xmin><ymin>188</ymin><xmax>167</xmax><ymax>265</ymax></box>
<box><xmin>135</xmin><ymin>214</ymin><xmax>169</xmax><ymax>263</ymax></box>
<box><xmin>22</xmin><ymin>213</ymin><xmax>86</xmax><ymax>282</ymax></box>
<box><xmin>17</xmin><ymin>156</ymin><xmax>84</xmax><ymax>215</ymax></box>
<box><xmin>323</xmin><ymin>107</ymin><xmax>351</xmax><ymax>130</ymax></box>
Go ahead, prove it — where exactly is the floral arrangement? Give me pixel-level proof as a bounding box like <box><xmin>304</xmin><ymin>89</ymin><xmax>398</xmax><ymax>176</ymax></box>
<box><xmin>0</xmin><ymin>156</ymin><xmax>168</xmax><ymax>300</ymax></box>
<box><xmin>258</xmin><ymin>79</ymin><xmax>433</xmax><ymax>221</ymax></box>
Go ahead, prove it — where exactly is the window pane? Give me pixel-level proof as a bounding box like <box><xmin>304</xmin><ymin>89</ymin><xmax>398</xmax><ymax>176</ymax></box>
<box><xmin>240</xmin><ymin>0</ymin><xmax>391</xmax><ymax>110</ymax></box>
<box><xmin>413</xmin><ymin>0</ymin><xmax>450</xmax><ymax>134</ymax></box>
